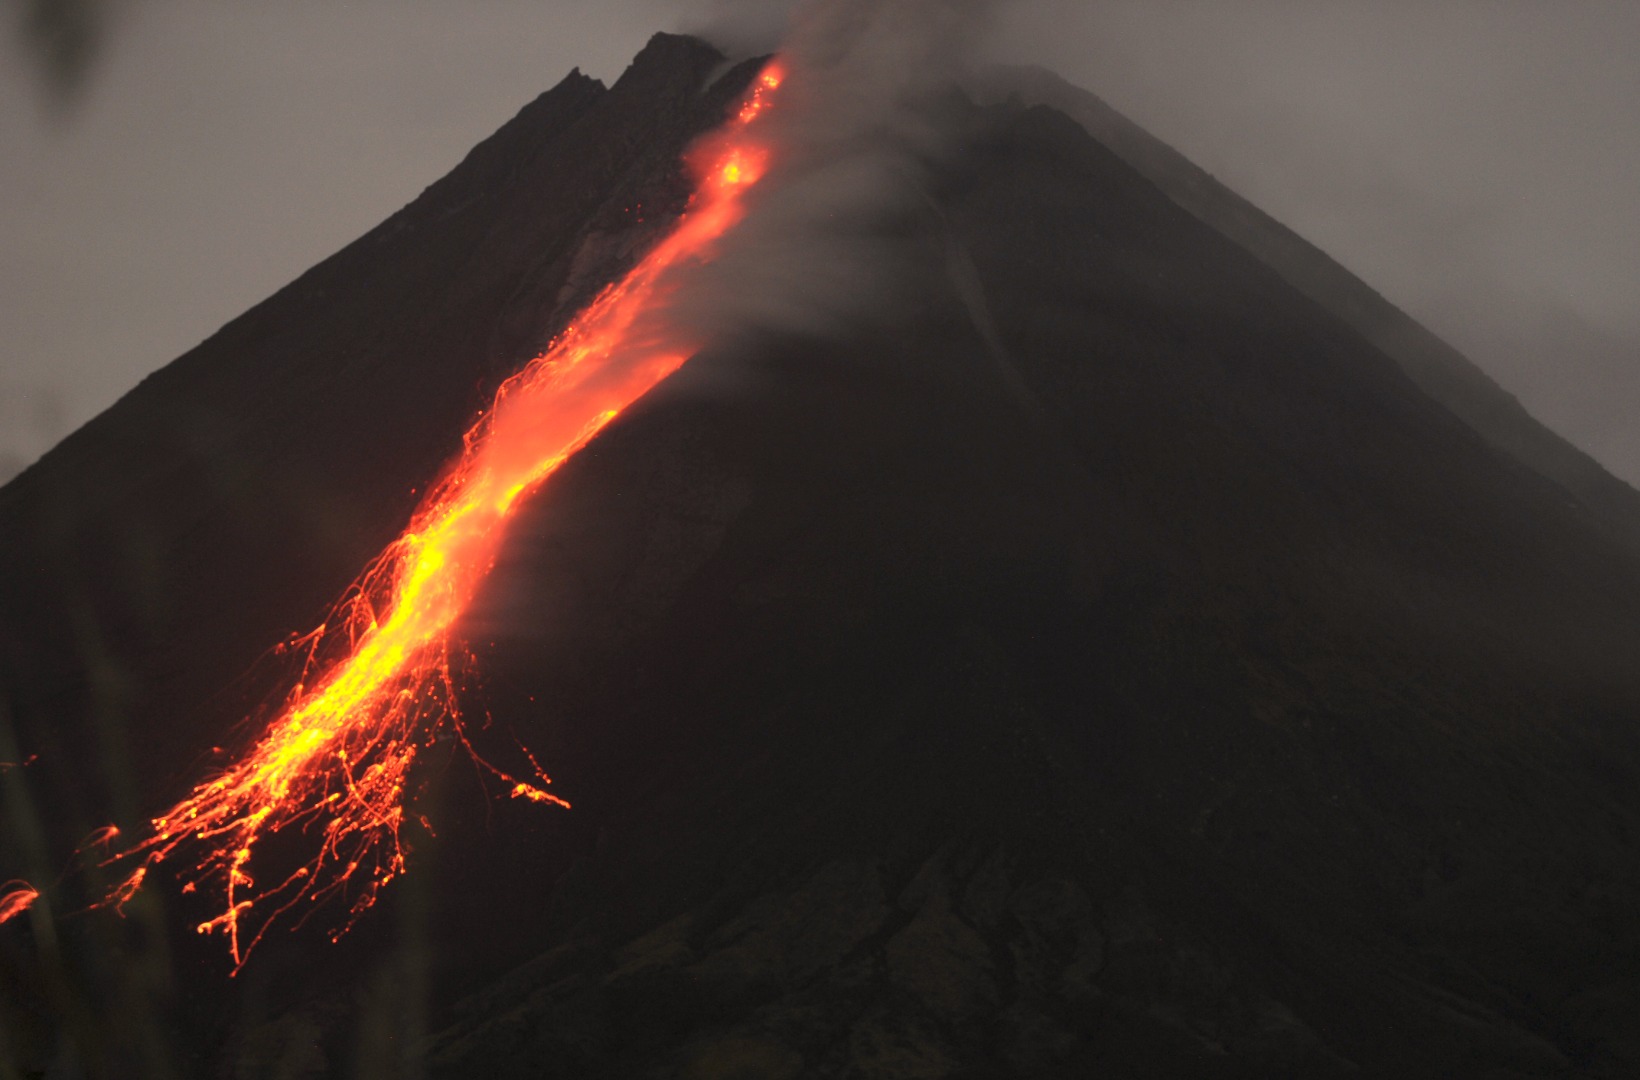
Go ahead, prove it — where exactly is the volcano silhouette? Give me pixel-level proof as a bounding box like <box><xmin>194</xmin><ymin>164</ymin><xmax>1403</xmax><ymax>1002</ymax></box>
<box><xmin>5</xmin><ymin>34</ymin><xmax>1640</xmax><ymax>1079</ymax></box>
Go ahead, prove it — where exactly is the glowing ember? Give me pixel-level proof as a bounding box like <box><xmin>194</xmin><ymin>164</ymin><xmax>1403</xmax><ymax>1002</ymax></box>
<box><xmin>0</xmin><ymin>881</ymin><xmax>37</xmax><ymax>926</ymax></box>
<box><xmin>101</xmin><ymin>63</ymin><xmax>786</xmax><ymax>970</ymax></box>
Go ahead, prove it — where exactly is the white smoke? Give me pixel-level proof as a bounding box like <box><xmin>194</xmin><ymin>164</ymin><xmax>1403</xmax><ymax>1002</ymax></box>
<box><xmin>670</xmin><ymin>0</ymin><xmax>1006</xmax><ymax>346</ymax></box>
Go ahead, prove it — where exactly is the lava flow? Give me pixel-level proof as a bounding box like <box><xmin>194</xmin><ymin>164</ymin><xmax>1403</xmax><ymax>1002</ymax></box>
<box><xmin>0</xmin><ymin>881</ymin><xmax>37</xmax><ymax>926</ymax></box>
<box><xmin>99</xmin><ymin>63</ymin><xmax>785</xmax><ymax>970</ymax></box>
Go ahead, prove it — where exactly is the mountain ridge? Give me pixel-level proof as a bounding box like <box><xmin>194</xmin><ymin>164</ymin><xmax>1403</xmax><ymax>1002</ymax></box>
<box><xmin>975</xmin><ymin>63</ymin><xmax>1640</xmax><ymax>553</ymax></box>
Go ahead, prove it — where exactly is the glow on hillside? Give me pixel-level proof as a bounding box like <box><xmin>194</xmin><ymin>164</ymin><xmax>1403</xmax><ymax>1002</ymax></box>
<box><xmin>97</xmin><ymin>64</ymin><xmax>786</xmax><ymax>972</ymax></box>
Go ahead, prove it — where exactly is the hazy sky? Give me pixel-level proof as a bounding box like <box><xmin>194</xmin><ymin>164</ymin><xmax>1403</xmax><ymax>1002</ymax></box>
<box><xmin>2</xmin><ymin>1</ymin><xmax>1637</xmax><ymax>483</ymax></box>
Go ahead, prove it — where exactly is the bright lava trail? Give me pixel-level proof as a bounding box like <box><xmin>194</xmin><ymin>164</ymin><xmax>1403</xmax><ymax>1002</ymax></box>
<box><xmin>98</xmin><ymin>63</ymin><xmax>786</xmax><ymax>971</ymax></box>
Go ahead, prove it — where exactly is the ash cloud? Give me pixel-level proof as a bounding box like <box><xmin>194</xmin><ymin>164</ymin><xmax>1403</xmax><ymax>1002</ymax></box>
<box><xmin>662</xmin><ymin>0</ymin><xmax>797</xmax><ymax>58</ymax></box>
<box><xmin>664</xmin><ymin>0</ymin><xmax>1005</xmax><ymax>350</ymax></box>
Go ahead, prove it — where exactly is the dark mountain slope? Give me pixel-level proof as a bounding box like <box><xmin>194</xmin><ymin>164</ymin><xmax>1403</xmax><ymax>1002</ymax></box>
<box><xmin>976</xmin><ymin>65</ymin><xmax>1640</xmax><ymax>554</ymax></box>
<box><xmin>4</xmin><ymin>36</ymin><xmax>1640</xmax><ymax>1080</ymax></box>
<box><xmin>400</xmin><ymin>99</ymin><xmax>1640</xmax><ymax>1079</ymax></box>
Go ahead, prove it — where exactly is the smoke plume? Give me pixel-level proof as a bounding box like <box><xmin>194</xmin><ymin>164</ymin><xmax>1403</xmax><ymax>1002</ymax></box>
<box><xmin>671</xmin><ymin>0</ymin><xmax>1004</xmax><ymax>348</ymax></box>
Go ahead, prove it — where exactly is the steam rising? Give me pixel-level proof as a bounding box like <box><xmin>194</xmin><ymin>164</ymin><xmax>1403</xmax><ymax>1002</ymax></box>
<box><xmin>673</xmin><ymin>0</ymin><xmax>1003</xmax><ymax>345</ymax></box>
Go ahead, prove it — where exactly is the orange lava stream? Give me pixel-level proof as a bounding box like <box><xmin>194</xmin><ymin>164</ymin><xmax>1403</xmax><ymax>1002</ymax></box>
<box><xmin>100</xmin><ymin>64</ymin><xmax>785</xmax><ymax>970</ymax></box>
<box><xmin>0</xmin><ymin>881</ymin><xmax>37</xmax><ymax>926</ymax></box>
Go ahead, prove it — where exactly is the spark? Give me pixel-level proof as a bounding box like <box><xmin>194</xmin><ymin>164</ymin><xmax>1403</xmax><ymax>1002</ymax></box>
<box><xmin>98</xmin><ymin>61</ymin><xmax>787</xmax><ymax>971</ymax></box>
<box><xmin>0</xmin><ymin>881</ymin><xmax>37</xmax><ymax>926</ymax></box>
<box><xmin>81</xmin><ymin>825</ymin><xmax>121</xmax><ymax>849</ymax></box>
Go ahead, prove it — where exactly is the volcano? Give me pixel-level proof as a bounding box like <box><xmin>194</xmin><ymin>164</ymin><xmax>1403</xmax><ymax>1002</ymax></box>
<box><xmin>5</xmin><ymin>31</ymin><xmax>1640</xmax><ymax>1079</ymax></box>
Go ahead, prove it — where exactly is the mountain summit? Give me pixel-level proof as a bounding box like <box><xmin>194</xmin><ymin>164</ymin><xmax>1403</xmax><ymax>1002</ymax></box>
<box><xmin>4</xmin><ymin>33</ymin><xmax>1640</xmax><ymax>1079</ymax></box>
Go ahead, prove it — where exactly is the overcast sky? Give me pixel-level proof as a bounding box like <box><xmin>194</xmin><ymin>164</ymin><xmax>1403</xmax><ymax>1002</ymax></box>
<box><xmin>2</xmin><ymin>1</ymin><xmax>1637</xmax><ymax>483</ymax></box>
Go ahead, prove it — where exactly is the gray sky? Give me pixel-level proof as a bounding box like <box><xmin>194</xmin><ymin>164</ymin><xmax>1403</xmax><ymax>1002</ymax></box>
<box><xmin>3</xmin><ymin>1</ymin><xmax>1637</xmax><ymax>484</ymax></box>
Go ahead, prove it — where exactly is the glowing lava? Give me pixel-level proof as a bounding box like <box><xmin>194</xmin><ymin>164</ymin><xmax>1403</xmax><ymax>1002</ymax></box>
<box><xmin>0</xmin><ymin>881</ymin><xmax>37</xmax><ymax>926</ymax></box>
<box><xmin>101</xmin><ymin>63</ymin><xmax>785</xmax><ymax>970</ymax></box>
